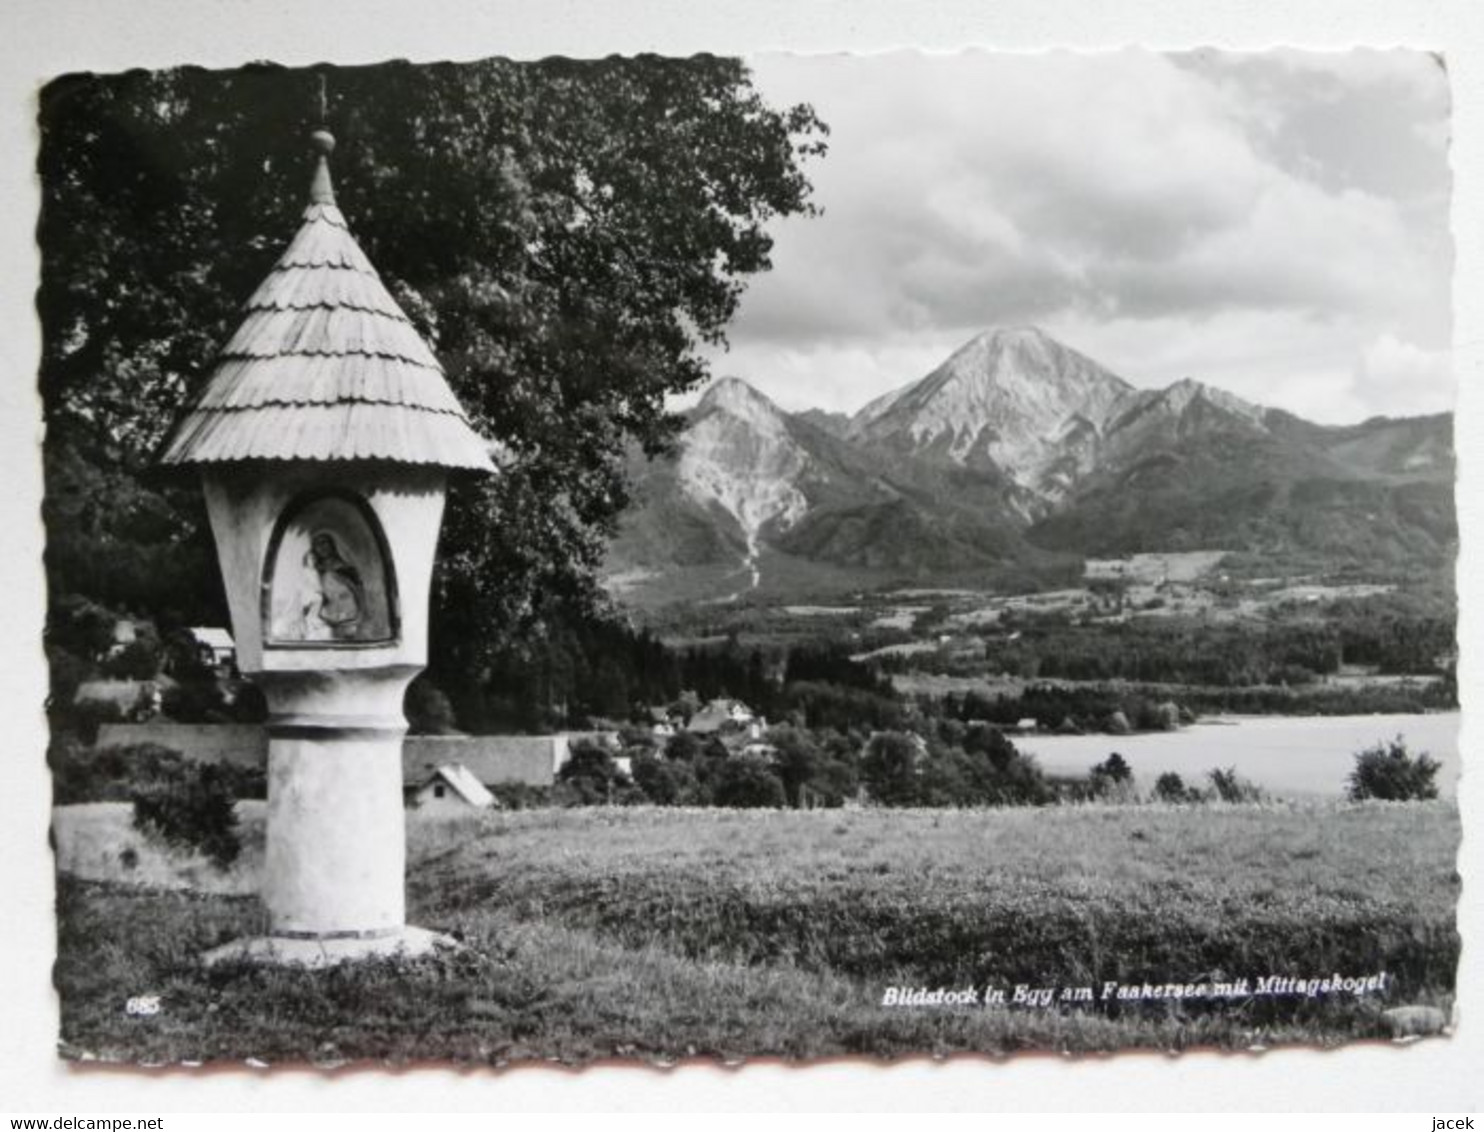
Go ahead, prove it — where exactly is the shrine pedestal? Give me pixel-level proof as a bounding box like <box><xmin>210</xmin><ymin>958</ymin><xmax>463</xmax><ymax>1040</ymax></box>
<box><xmin>159</xmin><ymin>125</ymin><xmax>494</xmax><ymax>971</ymax></box>
<box><xmin>201</xmin><ymin>667</ymin><xmax>456</xmax><ymax>968</ymax></box>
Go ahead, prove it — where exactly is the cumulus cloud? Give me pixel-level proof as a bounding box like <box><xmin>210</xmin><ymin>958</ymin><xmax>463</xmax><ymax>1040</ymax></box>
<box><xmin>1353</xmin><ymin>335</ymin><xmax>1454</xmax><ymax>418</ymax></box>
<box><xmin>710</xmin><ymin>49</ymin><xmax>1452</xmax><ymax>424</ymax></box>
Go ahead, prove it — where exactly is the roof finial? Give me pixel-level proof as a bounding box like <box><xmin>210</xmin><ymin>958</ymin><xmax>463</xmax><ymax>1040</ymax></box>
<box><xmin>308</xmin><ymin>74</ymin><xmax>336</xmax><ymax>206</ymax></box>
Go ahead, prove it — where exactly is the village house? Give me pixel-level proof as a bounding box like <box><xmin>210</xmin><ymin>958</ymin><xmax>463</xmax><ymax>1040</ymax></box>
<box><xmin>738</xmin><ymin>739</ymin><xmax>777</xmax><ymax>760</ymax></box>
<box><xmin>105</xmin><ymin>619</ymin><xmax>138</xmax><ymax>659</ymax></box>
<box><xmin>187</xmin><ymin>626</ymin><xmax>238</xmax><ymax>676</ymax></box>
<box><xmin>685</xmin><ymin>698</ymin><xmax>757</xmax><ymax>735</ymax></box>
<box><xmin>408</xmin><ymin>763</ymin><xmax>498</xmax><ymax>813</ymax></box>
<box><xmin>646</xmin><ymin>706</ymin><xmax>677</xmax><ymax>738</ymax></box>
<box><xmin>401</xmin><ymin>734</ymin><xmax>572</xmax><ymax>790</ymax></box>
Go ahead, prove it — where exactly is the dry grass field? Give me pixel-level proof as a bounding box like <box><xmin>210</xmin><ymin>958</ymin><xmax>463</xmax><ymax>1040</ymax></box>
<box><xmin>54</xmin><ymin>801</ymin><xmax>1460</xmax><ymax>1065</ymax></box>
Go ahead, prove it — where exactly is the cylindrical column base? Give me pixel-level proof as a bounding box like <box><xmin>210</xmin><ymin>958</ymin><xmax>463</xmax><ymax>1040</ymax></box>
<box><xmin>264</xmin><ymin>726</ymin><xmax>406</xmax><ymax>936</ymax></box>
<box><xmin>199</xmin><ymin>665</ymin><xmax>454</xmax><ymax>968</ymax></box>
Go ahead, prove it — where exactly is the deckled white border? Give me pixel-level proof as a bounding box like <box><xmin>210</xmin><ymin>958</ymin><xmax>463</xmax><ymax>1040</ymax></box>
<box><xmin>0</xmin><ymin>0</ymin><xmax>1479</xmax><ymax>1112</ymax></box>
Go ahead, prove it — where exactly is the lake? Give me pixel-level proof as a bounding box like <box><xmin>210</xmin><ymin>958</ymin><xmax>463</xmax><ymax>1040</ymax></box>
<box><xmin>1018</xmin><ymin>712</ymin><xmax>1461</xmax><ymax>798</ymax></box>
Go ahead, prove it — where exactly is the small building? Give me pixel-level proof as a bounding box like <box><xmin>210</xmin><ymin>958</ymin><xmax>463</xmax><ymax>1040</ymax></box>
<box><xmin>106</xmin><ymin>619</ymin><xmax>139</xmax><ymax>658</ymax></box>
<box><xmin>402</xmin><ymin>734</ymin><xmax>571</xmax><ymax>788</ymax></box>
<box><xmin>188</xmin><ymin>626</ymin><xmax>238</xmax><ymax>674</ymax></box>
<box><xmin>409</xmin><ymin>764</ymin><xmax>498</xmax><ymax>813</ymax></box>
<box><xmin>647</xmin><ymin>706</ymin><xmax>677</xmax><ymax>738</ymax></box>
<box><xmin>686</xmin><ymin>698</ymin><xmax>755</xmax><ymax>735</ymax></box>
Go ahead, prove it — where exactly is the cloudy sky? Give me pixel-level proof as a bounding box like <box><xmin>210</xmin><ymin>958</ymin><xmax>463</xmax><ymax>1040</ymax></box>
<box><xmin>702</xmin><ymin>49</ymin><xmax>1453</xmax><ymax>424</ymax></box>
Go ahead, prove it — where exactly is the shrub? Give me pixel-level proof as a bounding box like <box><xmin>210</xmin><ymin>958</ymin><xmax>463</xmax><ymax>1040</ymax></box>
<box><xmin>103</xmin><ymin>638</ymin><xmax>162</xmax><ymax>681</ymax></box>
<box><xmin>664</xmin><ymin>730</ymin><xmax>704</xmax><ymax>762</ymax></box>
<box><xmin>161</xmin><ymin>679</ymin><xmax>231</xmax><ymax>724</ymax></box>
<box><xmin>860</xmin><ymin>731</ymin><xmax>921</xmax><ymax>807</ymax></box>
<box><xmin>68</xmin><ymin>698</ymin><xmax>122</xmax><ymax>745</ymax></box>
<box><xmin>805</xmin><ymin>756</ymin><xmax>859</xmax><ymax>807</ymax></box>
<box><xmin>45</xmin><ymin>644</ymin><xmax>95</xmax><ymax>719</ymax></box>
<box><xmin>630</xmin><ymin>752</ymin><xmax>701</xmax><ymax>806</ymax></box>
<box><xmin>488</xmin><ymin>782</ymin><xmax>555</xmax><ymax>810</ymax></box>
<box><xmin>1088</xmin><ymin>752</ymin><xmax>1138</xmax><ymax>802</ymax></box>
<box><xmin>1152</xmin><ymin>771</ymin><xmax>1201</xmax><ymax>804</ymax></box>
<box><xmin>768</xmin><ymin>725</ymin><xmax>820</xmax><ymax>808</ymax></box>
<box><xmin>405</xmin><ymin>676</ymin><xmax>460</xmax><ymax>734</ymax></box>
<box><xmin>130</xmin><ymin>760</ymin><xmax>242</xmax><ymax>868</ymax></box>
<box><xmin>1207</xmin><ymin>766</ymin><xmax>1266</xmax><ymax>804</ymax></box>
<box><xmin>556</xmin><ymin>741</ymin><xmax>630</xmax><ymax>805</ymax></box>
<box><xmin>711</xmin><ymin>755</ymin><xmax>786</xmax><ymax>808</ymax></box>
<box><xmin>50</xmin><ymin>739</ymin><xmax>264</xmax><ymax>804</ymax></box>
<box><xmin>1347</xmin><ymin>736</ymin><xmax>1441</xmax><ymax>801</ymax></box>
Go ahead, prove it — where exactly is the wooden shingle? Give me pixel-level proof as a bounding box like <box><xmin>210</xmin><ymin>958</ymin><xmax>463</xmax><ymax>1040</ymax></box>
<box><xmin>160</xmin><ymin>135</ymin><xmax>495</xmax><ymax>473</ymax></box>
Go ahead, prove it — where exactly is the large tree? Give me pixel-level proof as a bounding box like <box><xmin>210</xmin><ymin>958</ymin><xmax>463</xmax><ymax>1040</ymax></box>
<box><xmin>38</xmin><ymin>58</ymin><xmax>826</xmax><ymax>710</ymax></box>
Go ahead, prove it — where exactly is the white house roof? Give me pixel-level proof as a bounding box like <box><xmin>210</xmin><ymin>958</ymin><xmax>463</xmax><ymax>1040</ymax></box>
<box><xmin>189</xmin><ymin>626</ymin><xmax>236</xmax><ymax>651</ymax></box>
<box><xmin>422</xmin><ymin>763</ymin><xmax>496</xmax><ymax>807</ymax></box>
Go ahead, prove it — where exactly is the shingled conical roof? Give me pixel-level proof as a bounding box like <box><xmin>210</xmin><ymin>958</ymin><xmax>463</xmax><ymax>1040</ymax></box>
<box><xmin>160</xmin><ymin>129</ymin><xmax>495</xmax><ymax>472</ymax></box>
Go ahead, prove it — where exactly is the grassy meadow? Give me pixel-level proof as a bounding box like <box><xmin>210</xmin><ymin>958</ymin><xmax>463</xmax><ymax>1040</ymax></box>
<box><xmin>55</xmin><ymin>801</ymin><xmax>1461</xmax><ymax>1065</ymax></box>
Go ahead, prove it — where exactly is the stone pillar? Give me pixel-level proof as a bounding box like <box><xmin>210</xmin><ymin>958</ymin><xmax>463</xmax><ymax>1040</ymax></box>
<box><xmin>198</xmin><ymin>470</ymin><xmax>456</xmax><ymax>968</ymax></box>
<box><xmin>158</xmin><ymin>124</ymin><xmax>496</xmax><ymax>968</ymax></box>
<box><xmin>259</xmin><ymin>669</ymin><xmax>417</xmax><ymax>939</ymax></box>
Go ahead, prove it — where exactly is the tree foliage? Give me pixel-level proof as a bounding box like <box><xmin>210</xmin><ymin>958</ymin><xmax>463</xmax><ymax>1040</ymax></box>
<box><xmin>860</xmin><ymin>732</ymin><xmax>922</xmax><ymax>807</ymax></box>
<box><xmin>555</xmin><ymin>740</ymin><xmax>630</xmax><ymax>805</ymax></box>
<box><xmin>38</xmin><ymin>58</ymin><xmax>826</xmax><ymax>683</ymax></box>
<box><xmin>130</xmin><ymin>758</ymin><xmax>245</xmax><ymax>869</ymax></box>
<box><xmin>1347</xmin><ymin>737</ymin><xmax>1441</xmax><ymax>802</ymax></box>
<box><xmin>711</xmin><ymin>754</ymin><xmax>786</xmax><ymax>809</ymax></box>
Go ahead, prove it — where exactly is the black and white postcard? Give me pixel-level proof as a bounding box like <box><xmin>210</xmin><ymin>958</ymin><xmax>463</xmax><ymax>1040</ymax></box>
<box><xmin>20</xmin><ymin>31</ymin><xmax>1473</xmax><ymax>1085</ymax></box>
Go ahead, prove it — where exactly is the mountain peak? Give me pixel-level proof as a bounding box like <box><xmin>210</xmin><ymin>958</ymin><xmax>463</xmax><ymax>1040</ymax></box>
<box><xmin>849</xmin><ymin>327</ymin><xmax>1134</xmax><ymax>498</ymax></box>
<box><xmin>943</xmin><ymin>325</ymin><xmax>1059</xmax><ymax>371</ymax></box>
<box><xmin>1150</xmin><ymin>377</ymin><xmax>1267</xmax><ymax>426</ymax></box>
<box><xmin>971</xmin><ymin>324</ymin><xmax>1052</xmax><ymax>347</ymax></box>
<box><xmin>697</xmin><ymin>376</ymin><xmax>782</xmax><ymax>418</ymax></box>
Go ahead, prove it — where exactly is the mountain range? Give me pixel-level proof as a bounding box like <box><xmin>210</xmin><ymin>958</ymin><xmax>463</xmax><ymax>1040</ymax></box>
<box><xmin>605</xmin><ymin>327</ymin><xmax>1454</xmax><ymax>605</ymax></box>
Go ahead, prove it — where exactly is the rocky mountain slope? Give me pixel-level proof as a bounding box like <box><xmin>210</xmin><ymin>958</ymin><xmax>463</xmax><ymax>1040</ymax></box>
<box><xmin>849</xmin><ymin>327</ymin><xmax>1134</xmax><ymax>509</ymax></box>
<box><xmin>605</xmin><ymin>328</ymin><xmax>1454</xmax><ymax>604</ymax></box>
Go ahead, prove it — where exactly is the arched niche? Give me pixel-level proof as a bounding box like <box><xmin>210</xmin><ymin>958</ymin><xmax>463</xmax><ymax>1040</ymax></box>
<box><xmin>261</xmin><ymin>489</ymin><xmax>400</xmax><ymax>647</ymax></box>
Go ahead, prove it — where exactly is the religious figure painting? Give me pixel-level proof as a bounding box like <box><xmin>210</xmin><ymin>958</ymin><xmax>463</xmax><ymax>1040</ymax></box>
<box><xmin>266</xmin><ymin>494</ymin><xmax>394</xmax><ymax>645</ymax></box>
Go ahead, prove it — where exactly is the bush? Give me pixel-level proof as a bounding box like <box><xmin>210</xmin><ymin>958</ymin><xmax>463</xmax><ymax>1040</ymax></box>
<box><xmin>556</xmin><ymin>741</ymin><xmax>630</xmax><ymax>805</ymax></box>
<box><xmin>1207</xmin><ymin>767</ymin><xmax>1265</xmax><ymax>804</ymax></box>
<box><xmin>711</xmin><ymin>755</ymin><xmax>786</xmax><ymax>808</ymax></box>
<box><xmin>46</xmin><ymin>644</ymin><xmax>95</xmax><ymax>717</ymax></box>
<box><xmin>1088</xmin><ymin>752</ymin><xmax>1137</xmax><ymax>802</ymax></box>
<box><xmin>488</xmin><ymin>782</ymin><xmax>555</xmax><ymax>810</ymax></box>
<box><xmin>63</xmin><ymin>696</ymin><xmax>129</xmax><ymax>744</ymax></box>
<box><xmin>405</xmin><ymin>675</ymin><xmax>460</xmax><ymax>734</ymax></box>
<box><xmin>630</xmin><ymin>752</ymin><xmax>701</xmax><ymax>806</ymax></box>
<box><xmin>1347</xmin><ymin>736</ymin><xmax>1441</xmax><ymax>801</ymax></box>
<box><xmin>130</xmin><ymin>760</ymin><xmax>242</xmax><ymax>868</ymax></box>
<box><xmin>103</xmin><ymin>638</ymin><xmax>162</xmax><ymax>681</ymax></box>
<box><xmin>1152</xmin><ymin>771</ymin><xmax>1201</xmax><ymax>804</ymax></box>
<box><xmin>664</xmin><ymin>730</ymin><xmax>704</xmax><ymax>762</ymax></box>
<box><xmin>161</xmin><ymin>679</ymin><xmax>231</xmax><ymax>723</ymax></box>
<box><xmin>860</xmin><ymin>732</ymin><xmax>922</xmax><ymax>807</ymax></box>
<box><xmin>50</xmin><ymin>740</ymin><xmax>264</xmax><ymax>804</ymax></box>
